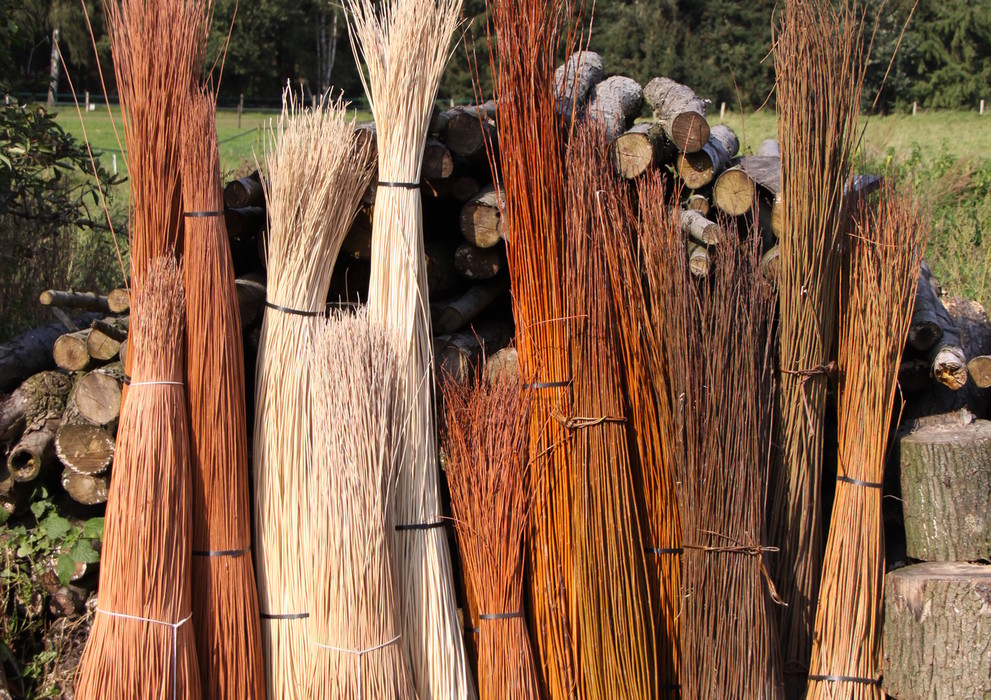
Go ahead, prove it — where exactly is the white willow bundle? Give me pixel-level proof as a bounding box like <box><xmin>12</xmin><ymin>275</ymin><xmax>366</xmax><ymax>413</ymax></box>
<box><xmin>305</xmin><ymin>309</ymin><xmax>415</xmax><ymax>700</ymax></box>
<box><xmin>74</xmin><ymin>257</ymin><xmax>200</xmax><ymax>699</ymax></box>
<box><xmin>806</xmin><ymin>185</ymin><xmax>927</xmax><ymax>699</ymax></box>
<box><xmin>346</xmin><ymin>1</ymin><xmax>474</xmax><ymax>697</ymax></box>
<box><xmin>252</xmin><ymin>94</ymin><xmax>375</xmax><ymax>699</ymax></box>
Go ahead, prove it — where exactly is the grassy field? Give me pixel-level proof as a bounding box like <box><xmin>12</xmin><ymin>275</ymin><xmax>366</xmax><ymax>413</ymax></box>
<box><xmin>54</xmin><ymin>104</ymin><xmax>991</xmax><ymax>312</ymax></box>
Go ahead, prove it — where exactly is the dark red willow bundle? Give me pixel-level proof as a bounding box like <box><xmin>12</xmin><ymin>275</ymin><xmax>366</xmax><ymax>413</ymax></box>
<box><xmin>181</xmin><ymin>88</ymin><xmax>265</xmax><ymax>699</ymax></box>
<box><xmin>441</xmin><ymin>368</ymin><xmax>540</xmax><ymax>700</ymax></box>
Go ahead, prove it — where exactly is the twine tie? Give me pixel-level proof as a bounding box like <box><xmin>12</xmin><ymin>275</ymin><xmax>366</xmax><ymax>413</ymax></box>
<box><xmin>96</xmin><ymin>608</ymin><xmax>191</xmax><ymax>700</ymax></box>
<box><xmin>310</xmin><ymin>634</ymin><xmax>401</xmax><ymax>700</ymax></box>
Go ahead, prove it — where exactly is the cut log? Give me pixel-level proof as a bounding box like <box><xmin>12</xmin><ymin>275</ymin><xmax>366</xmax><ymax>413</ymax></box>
<box><xmin>423</xmin><ymin>137</ymin><xmax>455</xmax><ymax>181</ymax></box>
<box><xmin>944</xmin><ymin>296</ymin><xmax>991</xmax><ymax>361</ymax></box>
<box><xmin>53</xmin><ymin>329</ymin><xmax>93</xmax><ymax>372</ymax></box>
<box><xmin>0</xmin><ymin>371</ymin><xmax>73</xmax><ymax>443</ymax></box>
<box><xmin>425</xmin><ymin>240</ymin><xmax>463</xmax><ymax>300</ymax></box>
<box><xmin>0</xmin><ymin>317</ymin><xmax>96</xmax><ymax>391</ymax></box>
<box><xmin>771</xmin><ymin>193</ymin><xmax>783</xmax><ymax>238</ymax></box>
<box><xmin>341</xmin><ymin>206</ymin><xmax>374</xmax><ymax>261</ymax></box>
<box><xmin>685</xmin><ymin>194</ymin><xmax>710</xmax><ymax>216</ymax></box>
<box><xmin>223</xmin><ymin>172</ymin><xmax>265</xmax><ymax>209</ymax></box>
<box><xmin>55</xmin><ymin>416</ymin><xmax>114</xmax><ymax>476</ymax></box>
<box><xmin>443</xmin><ymin>109</ymin><xmax>496</xmax><ymax>159</ymax></box>
<box><xmin>680</xmin><ymin>209</ymin><xmax>725</xmax><ymax>246</ymax></box>
<box><xmin>118</xmin><ymin>339</ymin><xmax>127</xmax><ymax>371</ymax></box>
<box><xmin>713</xmin><ymin>165</ymin><xmax>756</xmax><ymax>216</ymax></box>
<box><xmin>224</xmin><ymin>206</ymin><xmax>266</xmax><ymax>242</ymax></box>
<box><xmin>449</xmin><ymin>176</ymin><xmax>481</xmax><ymax>203</ymax></box>
<box><xmin>485</xmin><ymin>345</ymin><xmax>519</xmax><ymax>383</ymax></box>
<box><xmin>434</xmin><ymin>276</ymin><xmax>510</xmax><ymax>335</ymax></box>
<box><xmin>883</xmin><ymin>562</ymin><xmax>991</xmax><ymax>700</ymax></box>
<box><xmin>756</xmin><ymin>138</ymin><xmax>780</xmax><ymax>158</ymax></box>
<box><xmin>39</xmin><ymin>290</ymin><xmax>110</xmax><ymax>313</ymax></box>
<box><xmin>71</xmin><ymin>364</ymin><xmax>123</xmax><ymax>427</ymax></box>
<box><xmin>970</xmin><ymin>355</ymin><xmax>991</xmax><ymax>388</ymax></box>
<box><xmin>436</xmin><ymin>319</ymin><xmax>514</xmax><ymax>382</ymax></box>
<box><xmin>687</xmin><ymin>243</ymin><xmax>711</xmax><ymax>278</ymax></box>
<box><xmin>61</xmin><ymin>468</ymin><xmax>110</xmax><ymax>506</ymax></box>
<box><xmin>87</xmin><ymin>317</ymin><xmax>127</xmax><ymax>362</ymax></box>
<box><xmin>586</xmin><ymin>76</ymin><xmax>644</xmax><ymax>140</ymax></box>
<box><xmin>611</xmin><ymin>122</ymin><xmax>676</xmax><ymax>179</ymax></box>
<box><xmin>554</xmin><ymin>51</ymin><xmax>605</xmax><ymax>117</ymax></box>
<box><xmin>738</xmin><ymin>155</ymin><xmax>782</xmax><ymax>194</ymax></box>
<box><xmin>760</xmin><ymin>245</ymin><xmax>781</xmax><ymax>285</ymax></box>
<box><xmin>643</xmin><ymin>77</ymin><xmax>710</xmax><ymax>153</ymax></box>
<box><xmin>235</xmin><ymin>272</ymin><xmax>267</xmax><ymax>329</ymax></box>
<box><xmin>898</xmin><ymin>419</ymin><xmax>991</xmax><ymax>561</ymax></box>
<box><xmin>8</xmin><ymin>416</ymin><xmax>60</xmax><ymax>482</ymax></box>
<box><xmin>675</xmin><ymin>124</ymin><xmax>738</xmax><ymax>190</ymax></box>
<box><xmin>107</xmin><ymin>288</ymin><xmax>129</xmax><ymax>314</ymax></box>
<box><xmin>454</xmin><ymin>243</ymin><xmax>503</xmax><ymax>280</ymax></box>
<box><xmin>459</xmin><ymin>184</ymin><xmax>505</xmax><ymax>249</ymax></box>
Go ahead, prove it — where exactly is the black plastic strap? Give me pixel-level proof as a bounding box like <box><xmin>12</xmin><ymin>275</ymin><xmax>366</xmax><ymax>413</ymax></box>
<box><xmin>395</xmin><ymin>521</ymin><xmax>445</xmax><ymax>532</ymax></box>
<box><xmin>260</xmin><ymin>612</ymin><xmax>310</xmax><ymax>621</ymax></box>
<box><xmin>526</xmin><ymin>380</ymin><xmax>570</xmax><ymax>390</ymax></box>
<box><xmin>808</xmin><ymin>674</ymin><xmax>879</xmax><ymax>686</ymax></box>
<box><xmin>264</xmin><ymin>300</ymin><xmax>322</xmax><ymax>317</ymax></box>
<box><xmin>479</xmin><ymin>611</ymin><xmax>524</xmax><ymax>621</ymax></box>
<box><xmin>192</xmin><ymin>548</ymin><xmax>248</xmax><ymax>558</ymax></box>
<box><xmin>377</xmin><ymin>181</ymin><xmax>420</xmax><ymax>190</ymax></box>
<box><xmin>646</xmin><ymin>547</ymin><xmax>684</xmax><ymax>555</ymax></box>
<box><xmin>122</xmin><ymin>374</ymin><xmax>131</xmax><ymax>386</ymax></box>
<box><xmin>836</xmin><ymin>475</ymin><xmax>884</xmax><ymax>489</ymax></box>
<box><xmin>184</xmin><ymin>210</ymin><xmax>224</xmax><ymax>218</ymax></box>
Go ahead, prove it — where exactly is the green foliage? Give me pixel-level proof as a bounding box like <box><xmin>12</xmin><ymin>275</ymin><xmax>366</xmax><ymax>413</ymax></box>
<box><xmin>0</xmin><ymin>485</ymin><xmax>103</xmax><ymax>697</ymax></box>
<box><xmin>0</xmin><ymin>103</ymin><xmax>124</xmax><ymax>341</ymax></box>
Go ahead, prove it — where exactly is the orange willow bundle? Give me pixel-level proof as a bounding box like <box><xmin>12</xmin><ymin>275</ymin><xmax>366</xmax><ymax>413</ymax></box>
<box><xmin>75</xmin><ymin>257</ymin><xmax>200</xmax><ymax>699</ymax></box>
<box><xmin>441</xmin><ymin>368</ymin><xmax>540</xmax><ymax>700</ymax></box>
<box><xmin>181</xmin><ymin>88</ymin><xmax>265</xmax><ymax>699</ymax></box>
<box><xmin>806</xmin><ymin>185</ymin><xmax>927</xmax><ymax>699</ymax></box>
<box><xmin>482</xmin><ymin>0</ymin><xmax>580</xmax><ymax>694</ymax></box>
<box><xmin>639</xmin><ymin>173</ymin><xmax>784</xmax><ymax>699</ymax></box>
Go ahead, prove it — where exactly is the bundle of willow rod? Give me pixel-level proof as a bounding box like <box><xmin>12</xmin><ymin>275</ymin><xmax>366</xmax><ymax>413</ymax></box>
<box><xmin>599</xmin><ymin>142</ymin><xmax>682</xmax><ymax>700</ymax></box>
<box><xmin>305</xmin><ymin>309</ymin><xmax>415</xmax><ymax>700</ymax></box>
<box><xmin>483</xmin><ymin>1</ymin><xmax>580</xmax><ymax>695</ymax></box>
<box><xmin>560</xmin><ymin>122</ymin><xmax>657</xmax><ymax>699</ymax></box>
<box><xmin>181</xmin><ymin>88</ymin><xmax>265</xmax><ymax>699</ymax></box>
<box><xmin>440</xmin><ymin>367</ymin><xmax>540</xmax><ymax>700</ymax></box>
<box><xmin>346</xmin><ymin>2</ymin><xmax>474</xmax><ymax>697</ymax></box>
<box><xmin>101</xmin><ymin>0</ymin><xmax>207</xmax><ymax>293</ymax></box>
<box><xmin>806</xmin><ymin>184</ymin><xmax>927</xmax><ymax>700</ymax></box>
<box><xmin>75</xmin><ymin>257</ymin><xmax>200</xmax><ymax>699</ymax></box>
<box><xmin>252</xmin><ymin>95</ymin><xmax>374</xmax><ymax>700</ymax></box>
<box><xmin>640</xmin><ymin>174</ymin><xmax>784</xmax><ymax>699</ymax></box>
<box><xmin>768</xmin><ymin>1</ymin><xmax>867</xmax><ymax>690</ymax></box>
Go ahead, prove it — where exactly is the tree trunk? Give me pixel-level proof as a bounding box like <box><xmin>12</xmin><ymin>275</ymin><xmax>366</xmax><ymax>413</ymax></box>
<box><xmin>676</xmin><ymin>124</ymin><xmax>738</xmax><ymax>189</ymax></box>
<box><xmin>459</xmin><ymin>185</ymin><xmax>505</xmax><ymax>249</ymax></box>
<box><xmin>554</xmin><ymin>51</ymin><xmax>605</xmax><ymax>117</ymax></box>
<box><xmin>39</xmin><ymin>290</ymin><xmax>110</xmax><ymax>312</ymax></box>
<box><xmin>883</xmin><ymin>562</ymin><xmax>991</xmax><ymax>700</ymax></box>
<box><xmin>643</xmin><ymin>76</ymin><xmax>710</xmax><ymax>153</ymax></box>
<box><xmin>680</xmin><ymin>208</ymin><xmax>725</xmax><ymax>246</ymax></box>
<box><xmin>61</xmin><ymin>468</ymin><xmax>110</xmax><ymax>506</ymax></box>
<box><xmin>898</xmin><ymin>419</ymin><xmax>991</xmax><ymax>561</ymax></box>
<box><xmin>612</xmin><ymin>122</ymin><xmax>676</xmax><ymax>180</ymax></box>
<box><xmin>47</xmin><ymin>27</ymin><xmax>60</xmax><ymax>108</ymax></box>
<box><xmin>586</xmin><ymin>76</ymin><xmax>643</xmax><ymax>140</ymax></box>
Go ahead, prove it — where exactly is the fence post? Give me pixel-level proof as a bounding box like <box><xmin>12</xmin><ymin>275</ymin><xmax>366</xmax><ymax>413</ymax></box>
<box><xmin>238</xmin><ymin>94</ymin><xmax>244</xmax><ymax>129</ymax></box>
<box><xmin>981</xmin><ymin>99</ymin><xmax>986</xmax><ymax>115</ymax></box>
<box><xmin>85</xmin><ymin>91</ymin><xmax>90</xmax><ymax>111</ymax></box>
<box><xmin>912</xmin><ymin>101</ymin><xmax>917</xmax><ymax>116</ymax></box>
<box><xmin>720</xmin><ymin>101</ymin><xmax>726</xmax><ymax>119</ymax></box>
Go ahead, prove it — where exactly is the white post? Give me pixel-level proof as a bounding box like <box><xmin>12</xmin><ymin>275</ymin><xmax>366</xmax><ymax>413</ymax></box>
<box><xmin>112</xmin><ymin>153</ymin><xmax>117</xmax><ymax>174</ymax></box>
<box><xmin>913</xmin><ymin>101</ymin><xmax>918</xmax><ymax>116</ymax></box>
<box><xmin>720</xmin><ymin>101</ymin><xmax>726</xmax><ymax>119</ymax></box>
<box><xmin>85</xmin><ymin>90</ymin><xmax>90</xmax><ymax>111</ymax></box>
<box><xmin>981</xmin><ymin>99</ymin><xmax>986</xmax><ymax>115</ymax></box>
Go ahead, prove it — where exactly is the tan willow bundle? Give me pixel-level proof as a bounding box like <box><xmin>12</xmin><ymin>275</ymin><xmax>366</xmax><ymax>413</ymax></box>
<box><xmin>806</xmin><ymin>185</ymin><xmax>927</xmax><ymax>699</ymax></box>
<box><xmin>181</xmin><ymin>88</ymin><xmax>265</xmax><ymax>699</ymax></box>
<box><xmin>305</xmin><ymin>309</ymin><xmax>415</xmax><ymax>700</ymax></box>
<box><xmin>769</xmin><ymin>1</ymin><xmax>867</xmax><ymax>691</ymax></box>
<box><xmin>252</xmin><ymin>95</ymin><xmax>374</xmax><ymax>699</ymax></box>
<box><xmin>346</xmin><ymin>1</ymin><xmax>474</xmax><ymax>697</ymax></box>
<box><xmin>75</xmin><ymin>258</ymin><xmax>200</xmax><ymax>699</ymax></box>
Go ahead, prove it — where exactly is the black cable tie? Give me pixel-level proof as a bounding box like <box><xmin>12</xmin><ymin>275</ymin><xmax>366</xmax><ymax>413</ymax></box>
<box><xmin>260</xmin><ymin>612</ymin><xmax>310</xmax><ymax>621</ymax></box>
<box><xmin>395</xmin><ymin>520</ymin><xmax>445</xmax><ymax>532</ymax></box>
<box><xmin>377</xmin><ymin>181</ymin><xmax>421</xmax><ymax>190</ymax></box>
<box><xmin>478</xmin><ymin>611</ymin><xmax>524</xmax><ymax>621</ymax></box>
<box><xmin>525</xmin><ymin>380</ymin><xmax>570</xmax><ymax>390</ymax></box>
<box><xmin>646</xmin><ymin>547</ymin><xmax>684</xmax><ymax>555</ymax></box>
<box><xmin>264</xmin><ymin>300</ymin><xmax>323</xmax><ymax>317</ymax></box>
<box><xmin>122</xmin><ymin>374</ymin><xmax>131</xmax><ymax>386</ymax></box>
<box><xmin>836</xmin><ymin>475</ymin><xmax>884</xmax><ymax>489</ymax></box>
<box><xmin>807</xmin><ymin>674</ymin><xmax>880</xmax><ymax>686</ymax></box>
<box><xmin>184</xmin><ymin>210</ymin><xmax>224</xmax><ymax>218</ymax></box>
<box><xmin>192</xmin><ymin>548</ymin><xmax>248</xmax><ymax>558</ymax></box>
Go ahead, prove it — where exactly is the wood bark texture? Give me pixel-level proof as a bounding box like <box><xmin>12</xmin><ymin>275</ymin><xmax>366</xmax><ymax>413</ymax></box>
<box><xmin>643</xmin><ymin>76</ymin><xmax>709</xmax><ymax>152</ymax></box>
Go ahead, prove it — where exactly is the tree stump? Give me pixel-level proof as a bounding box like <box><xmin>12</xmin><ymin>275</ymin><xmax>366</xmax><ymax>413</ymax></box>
<box><xmin>898</xmin><ymin>420</ymin><xmax>991</xmax><ymax>561</ymax></box>
<box><xmin>883</xmin><ymin>562</ymin><xmax>991</xmax><ymax>700</ymax></box>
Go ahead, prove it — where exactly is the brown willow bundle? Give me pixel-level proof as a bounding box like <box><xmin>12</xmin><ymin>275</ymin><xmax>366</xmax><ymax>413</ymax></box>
<box><xmin>75</xmin><ymin>257</ymin><xmax>201</xmax><ymax>699</ymax></box>
<box><xmin>560</xmin><ymin>122</ymin><xmax>657</xmax><ymax>699</ymax></box>
<box><xmin>102</xmin><ymin>0</ymin><xmax>208</xmax><ymax>294</ymax></box>
<box><xmin>483</xmin><ymin>0</ymin><xmax>580</xmax><ymax>695</ymax></box>
<box><xmin>440</xmin><ymin>367</ymin><xmax>540</xmax><ymax>700</ymax></box>
<box><xmin>305</xmin><ymin>309</ymin><xmax>415</xmax><ymax>700</ymax></box>
<box><xmin>181</xmin><ymin>88</ymin><xmax>265</xmax><ymax>699</ymax></box>
<box><xmin>806</xmin><ymin>184</ymin><xmax>927</xmax><ymax>700</ymax></box>
<box><xmin>598</xmin><ymin>144</ymin><xmax>682</xmax><ymax>700</ymax></box>
<box><xmin>346</xmin><ymin>1</ymin><xmax>474</xmax><ymax>697</ymax></box>
<box><xmin>253</xmin><ymin>95</ymin><xmax>374</xmax><ymax>700</ymax></box>
<box><xmin>769</xmin><ymin>1</ymin><xmax>867</xmax><ymax>690</ymax></box>
<box><xmin>640</xmin><ymin>174</ymin><xmax>784</xmax><ymax>699</ymax></box>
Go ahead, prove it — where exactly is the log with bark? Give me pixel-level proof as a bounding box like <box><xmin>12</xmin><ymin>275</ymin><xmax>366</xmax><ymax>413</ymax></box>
<box><xmin>680</xmin><ymin>208</ymin><xmax>725</xmax><ymax>246</ymax></box>
<box><xmin>687</xmin><ymin>242</ymin><xmax>711</xmax><ymax>278</ymax></box>
<box><xmin>756</xmin><ymin>138</ymin><xmax>780</xmax><ymax>157</ymax></box>
<box><xmin>424</xmin><ymin>239</ymin><xmax>465</xmax><ymax>300</ymax></box>
<box><xmin>61</xmin><ymin>468</ymin><xmax>110</xmax><ymax>506</ymax></box>
<box><xmin>915</xmin><ymin>265</ymin><xmax>969</xmax><ymax>390</ymax></box>
<box><xmin>586</xmin><ymin>76</ymin><xmax>644</xmax><ymax>140</ymax></box>
<box><xmin>0</xmin><ymin>316</ymin><xmax>98</xmax><ymax>391</ymax></box>
<box><xmin>423</xmin><ymin>137</ymin><xmax>455</xmax><ymax>181</ymax></box>
<box><xmin>433</xmin><ymin>276</ymin><xmax>510</xmax><ymax>335</ymax></box>
<box><xmin>611</xmin><ymin>122</ymin><xmax>676</xmax><ymax>179</ymax></box>
<box><xmin>53</xmin><ymin>330</ymin><xmax>93</xmax><ymax>372</ymax></box>
<box><xmin>898</xmin><ymin>419</ymin><xmax>991</xmax><ymax>561</ymax></box>
<box><xmin>117</xmin><ymin>339</ymin><xmax>127</xmax><ymax>372</ymax></box>
<box><xmin>7</xmin><ymin>415</ymin><xmax>61</xmax><ymax>483</ymax></box>
<box><xmin>234</xmin><ymin>272</ymin><xmax>267</xmax><ymax>329</ymax></box>
<box><xmin>224</xmin><ymin>205</ymin><xmax>266</xmax><ymax>242</ymax></box>
<box><xmin>39</xmin><ymin>290</ymin><xmax>111</xmax><ymax>313</ymax></box>
<box><xmin>55</xmin><ymin>400</ymin><xmax>115</xmax><ymax>477</ymax></box>
<box><xmin>340</xmin><ymin>206</ymin><xmax>374</xmax><ymax>261</ymax></box>
<box><xmin>685</xmin><ymin>193</ymin><xmax>710</xmax><ymax>216</ymax></box>
<box><xmin>435</xmin><ymin>318</ymin><xmax>514</xmax><ymax>382</ymax></box>
<box><xmin>970</xmin><ymin>355</ymin><xmax>991</xmax><ymax>388</ymax></box>
<box><xmin>675</xmin><ymin>123</ymin><xmax>738</xmax><ymax>189</ymax></box>
<box><xmin>713</xmin><ymin>164</ymin><xmax>756</xmax><ymax>216</ymax></box>
<box><xmin>883</xmin><ymin>562</ymin><xmax>991</xmax><ymax>700</ymax></box>
<box><xmin>454</xmin><ymin>242</ymin><xmax>503</xmax><ymax>281</ymax></box>
<box><xmin>643</xmin><ymin>76</ymin><xmax>710</xmax><ymax>153</ymax></box>
<box><xmin>485</xmin><ymin>345</ymin><xmax>519</xmax><ymax>383</ymax></box>
<box><xmin>86</xmin><ymin>317</ymin><xmax>128</xmax><ymax>362</ymax></box>
<box><xmin>107</xmin><ymin>288</ymin><xmax>130</xmax><ymax>315</ymax></box>
<box><xmin>760</xmin><ymin>245</ymin><xmax>781</xmax><ymax>285</ymax></box>
<box><xmin>69</xmin><ymin>364</ymin><xmax>123</xmax><ymax>427</ymax></box>
<box><xmin>459</xmin><ymin>184</ymin><xmax>505</xmax><ymax>249</ymax></box>
<box><xmin>442</xmin><ymin>109</ymin><xmax>497</xmax><ymax>159</ymax></box>
<box><xmin>223</xmin><ymin>171</ymin><xmax>265</xmax><ymax>209</ymax></box>
<box><xmin>554</xmin><ymin>50</ymin><xmax>605</xmax><ymax>117</ymax></box>
<box><xmin>0</xmin><ymin>371</ymin><xmax>73</xmax><ymax>444</ymax></box>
